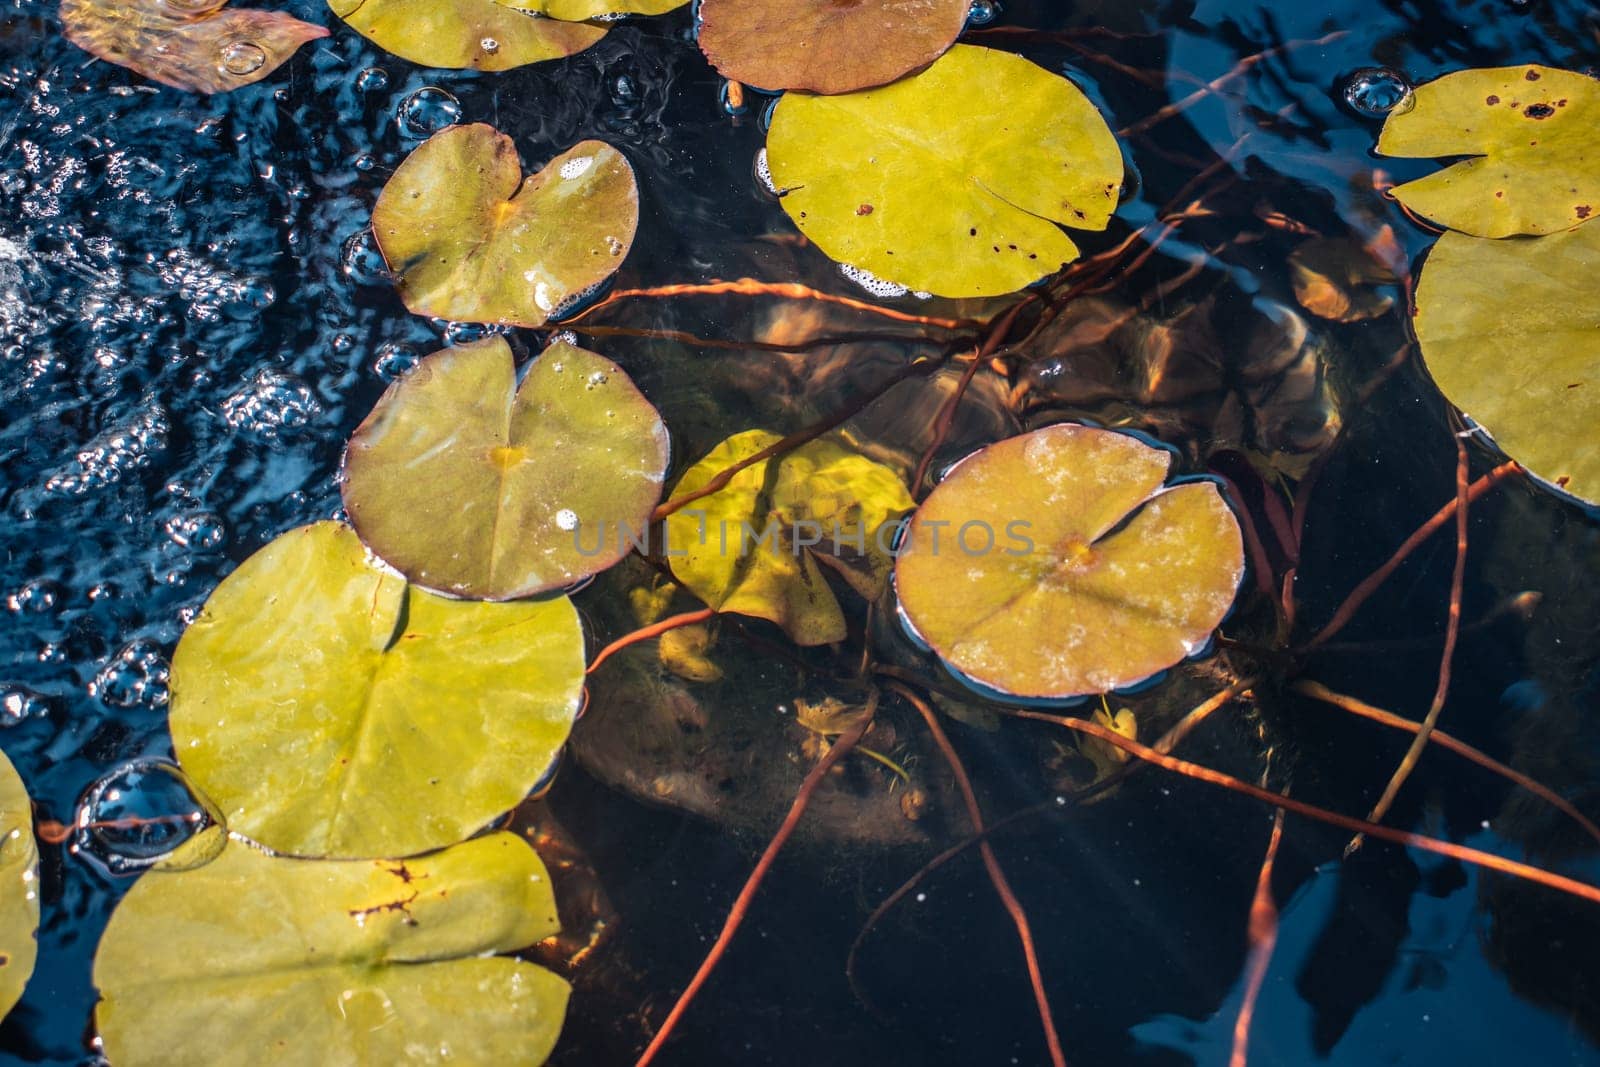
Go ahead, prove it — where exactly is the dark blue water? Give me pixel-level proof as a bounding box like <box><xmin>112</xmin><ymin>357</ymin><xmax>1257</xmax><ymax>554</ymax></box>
<box><xmin>2</xmin><ymin>0</ymin><xmax>1599</xmax><ymax>1063</ymax></box>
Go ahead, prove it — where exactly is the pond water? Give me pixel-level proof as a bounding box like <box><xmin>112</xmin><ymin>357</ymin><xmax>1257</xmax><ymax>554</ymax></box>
<box><xmin>2</xmin><ymin>0</ymin><xmax>1599</xmax><ymax>1064</ymax></box>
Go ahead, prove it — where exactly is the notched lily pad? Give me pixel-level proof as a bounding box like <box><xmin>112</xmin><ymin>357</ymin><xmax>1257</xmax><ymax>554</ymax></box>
<box><xmin>664</xmin><ymin>431</ymin><xmax>913</xmax><ymax>645</ymax></box>
<box><xmin>1413</xmin><ymin>223</ymin><xmax>1600</xmax><ymax>504</ymax></box>
<box><xmin>895</xmin><ymin>424</ymin><xmax>1244</xmax><ymax>700</ymax></box>
<box><xmin>170</xmin><ymin>522</ymin><xmax>585</xmax><ymax>858</ymax></box>
<box><xmin>766</xmin><ymin>44</ymin><xmax>1123</xmax><ymax>297</ymax></box>
<box><xmin>373</xmin><ymin>123</ymin><xmax>638</xmax><ymax>326</ymax></box>
<box><xmin>0</xmin><ymin>749</ymin><xmax>38</xmax><ymax>1021</ymax></box>
<box><xmin>95</xmin><ymin>833</ymin><xmax>570</xmax><ymax>1066</ymax></box>
<box><xmin>61</xmin><ymin>0</ymin><xmax>328</xmax><ymax>94</ymax></box>
<box><xmin>697</xmin><ymin>0</ymin><xmax>969</xmax><ymax>94</ymax></box>
<box><xmin>326</xmin><ymin>0</ymin><xmax>605</xmax><ymax>71</ymax></box>
<box><xmin>343</xmin><ymin>336</ymin><xmax>669</xmax><ymax>600</ymax></box>
<box><xmin>1378</xmin><ymin>65</ymin><xmax>1600</xmax><ymax>237</ymax></box>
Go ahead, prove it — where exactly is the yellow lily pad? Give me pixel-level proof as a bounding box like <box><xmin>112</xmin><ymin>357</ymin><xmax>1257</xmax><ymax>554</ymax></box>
<box><xmin>372</xmin><ymin>123</ymin><xmax>638</xmax><ymax>326</ymax></box>
<box><xmin>1413</xmin><ymin>224</ymin><xmax>1600</xmax><ymax>503</ymax></box>
<box><xmin>95</xmin><ymin>833</ymin><xmax>570</xmax><ymax>1066</ymax></box>
<box><xmin>343</xmin><ymin>337</ymin><xmax>668</xmax><ymax>600</ymax></box>
<box><xmin>503</xmin><ymin>0</ymin><xmax>687</xmax><ymax>19</ymax></box>
<box><xmin>663</xmin><ymin>431</ymin><xmax>913</xmax><ymax>646</ymax></box>
<box><xmin>169</xmin><ymin>522</ymin><xmax>585</xmax><ymax>858</ymax></box>
<box><xmin>696</xmin><ymin>0</ymin><xmax>969</xmax><ymax>94</ymax></box>
<box><xmin>1377</xmin><ymin>65</ymin><xmax>1600</xmax><ymax>237</ymax></box>
<box><xmin>61</xmin><ymin>0</ymin><xmax>328</xmax><ymax>94</ymax></box>
<box><xmin>326</xmin><ymin>0</ymin><xmax>605</xmax><ymax>71</ymax></box>
<box><xmin>766</xmin><ymin>44</ymin><xmax>1123</xmax><ymax>297</ymax></box>
<box><xmin>895</xmin><ymin>425</ymin><xmax>1244</xmax><ymax>700</ymax></box>
<box><xmin>0</xmin><ymin>749</ymin><xmax>37</xmax><ymax>1021</ymax></box>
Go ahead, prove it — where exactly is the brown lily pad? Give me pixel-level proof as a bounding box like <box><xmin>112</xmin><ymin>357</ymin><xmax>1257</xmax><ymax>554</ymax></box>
<box><xmin>696</xmin><ymin>0</ymin><xmax>970</xmax><ymax>94</ymax></box>
<box><xmin>372</xmin><ymin>123</ymin><xmax>639</xmax><ymax>327</ymax></box>
<box><xmin>61</xmin><ymin>0</ymin><xmax>328</xmax><ymax>94</ymax></box>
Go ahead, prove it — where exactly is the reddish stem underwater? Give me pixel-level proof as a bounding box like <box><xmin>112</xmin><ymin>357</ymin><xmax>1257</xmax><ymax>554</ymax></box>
<box><xmin>1229</xmin><ymin>808</ymin><xmax>1285</xmax><ymax>1067</ymax></box>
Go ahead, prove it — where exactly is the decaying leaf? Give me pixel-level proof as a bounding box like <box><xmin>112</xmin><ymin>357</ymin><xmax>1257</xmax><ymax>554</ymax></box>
<box><xmin>372</xmin><ymin>124</ymin><xmax>638</xmax><ymax>327</ymax></box>
<box><xmin>895</xmin><ymin>425</ymin><xmax>1244</xmax><ymax>700</ymax></box>
<box><xmin>61</xmin><ymin>0</ymin><xmax>328</xmax><ymax>94</ymax></box>
<box><xmin>326</xmin><ymin>0</ymin><xmax>604</xmax><ymax>71</ymax></box>
<box><xmin>1288</xmin><ymin>236</ymin><xmax>1397</xmax><ymax>322</ymax></box>
<box><xmin>697</xmin><ymin>0</ymin><xmax>969</xmax><ymax>94</ymax></box>
<box><xmin>766</xmin><ymin>44</ymin><xmax>1123</xmax><ymax>297</ymax></box>
<box><xmin>658</xmin><ymin>625</ymin><xmax>723</xmax><ymax>683</ymax></box>
<box><xmin>1378</xmin><ymin>65</ymin><xmax>1600</xmax><ymax>237</ymax></box>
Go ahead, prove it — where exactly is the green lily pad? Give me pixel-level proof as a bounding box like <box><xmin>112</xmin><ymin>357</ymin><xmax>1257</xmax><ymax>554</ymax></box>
<box><xmin>765</xmin><ymin>44</ymin><xmax>1123</xmax><ymax>298</ymax></box>
<box><xmin>95</xmin><ymin>833</ymin><xmax>570</xmax><ymax>1066</ymax></box>
<box><xmin>664</xmin><ymin>431</ymin><xmax>913</xmax><ymax>646</ymax></box>
<box><xmin>61</xmin><ymin>0</ymin><xmax>328</xmax><ymax>94</ymax></box>
<box><xmin>372</xmin><ymin>124</ymin><xmax>638</xmax><ymax>327</ymax></box>
<box><xmin>169</xmin><ymin>522</ymin><xmax>585</xmax><ymax>859</ymax></box>
<box><xmin>0</xmin><ymin>749</ymin><xmax>37</xmax><ymax>1021</ymax></box>
<box><xmin>1413</xmin><ymin>224</ymin><xmax>1600</xmax><ymax>504</ymax></box>
<box><xmin>503</xmin><ymin>0</ymin><xmax>687</xmax><ymax>20</ymax></box>
<box><xmin>343</xmin><ymin>336</ymin><xmax>669</xmax><ymax>600</ymax></box>
<box><xmin>326</xmin><ymin>0</ymin><xmax>605</xmax><ymax>71</ymax></box>
<box><xmin>894</xmin><ymin>425</ymin><xmax>1244</xmax><ymax>700</ymax></box>
<box><xmin>696</xmin><ymin>0</ymin><xmax>969</xmax><ymax>94</ymax></box>
<box><xmin>1378</xmin><ymin>65</ymin><xmax>1600</xmax><ymax>237</ymax></box>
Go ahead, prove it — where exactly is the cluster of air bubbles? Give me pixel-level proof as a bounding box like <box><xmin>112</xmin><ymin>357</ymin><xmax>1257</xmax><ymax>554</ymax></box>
<box><xmin>340</xmin><ymin>228</ymin><xmax>391</xmax><ymax>286</ymax></box>
<box><xmin>1342</xmin><ymin>67</ymin><xmax>1415</xmax><ymax>117</ymax></box>
<box><xmin>754</xmin><ymin>148</ymin><xmax>781</xmax><ymax>196</ymax></box>
<box><xmin>153</xmin><ymin>249</ymin><xmax>273</xmax><ymax>320</ymax></box>
<box><xmin>0</xmin><ymin>685</ymin><xmax>48</xmax><ymax>726</ymax></box>
<box><xmin>371</xmin><ymin>343</ymin><xmax>421</xmax><ymax>381</ymax></box>
<box><xmin>356</xmin><ymin>67</ymin><xmax>389</xmax><ymax>93</ymax></box>
<box><xmin>839</xmin><ymin>263</ymin><xmax>914</xmax><ymax>299</ymax></box>
<box><xmin>549</xmin><ymin>279</ymin><xmax>608</xmax><ymax>321</ymax></box>
<box><xmin>72</xmin><ymin>758</ymin><xmax>225</xmax><ymax>876</ymax></box>
<box><xmin>559</xmin><ymin>154</ymin><xmax>595</xmax><ymax>181</ymax></box>
<box><xmin>397</xmin><ymin>87</ymin><xmax>462</xmax><ymax>139</ymax></box>
<box><xmin>43</xmin><ymin>406</ymin><xmax>169</xmax><ymax>495</ymax></box>
<box><xmin>163</xmin><ymin>512</ymin><xmax>227</xmax><ymax>552</ymax></box>
<box><xmin>967</xmin><ymin>0</ymin><xmax>1001</xmax><ymax>26</ymax></box>
<box><xmin>89</xmin><ymin>641</ymin><xmax>170</xmax><ymax>709</ymax></box>
<box><xmin>219</xmin><ymin>40</ymin><xmax>267</xmax><ymax>77</ymax></box>
<box><xmin>221</xmin><ymin>369</ymin><xmax>319</xmax><ymax>440</ymax></box>
<box><xmin>7</xmin><ymin>579</ymin><xmax>61</xmax><ymax>614</ymax></box>
<box><xmin>479</xmin><ymin>37</ymin><xmax>500</xmax><ymax>55</ymax></box>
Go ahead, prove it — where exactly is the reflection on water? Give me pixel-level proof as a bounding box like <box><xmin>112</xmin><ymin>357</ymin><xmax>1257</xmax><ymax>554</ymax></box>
<box><xmin>1</xmin><ymin>0</ymin><xmax>1598</xmax><ymax>1063</ymax></box>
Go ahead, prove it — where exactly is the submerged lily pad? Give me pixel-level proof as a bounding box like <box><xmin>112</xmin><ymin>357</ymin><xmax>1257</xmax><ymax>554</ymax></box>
<box><xmin>95</xmin><ymin>833</ymin><xmax>570</xmax><ymax>1066</ymax></box>
<box><xmin>343</xmin><ymin>336</ymin><xmax>668</xmax><ymax>599</ymax></box>
<box><xmin>664</xmin><ymin>431</ymin><xmax>913</xmax><ymax>646</ymax></box>
<box><xmin>61</xmin><ymin>0</ymin><xmax>328</xmax><ymax>94</ymax></box>
<box><xmin>1378</xmin><ymin>65</ymin><xmax>1600</xmax><ymax>237</ymax></box>
<box><xmin>326</xmin><ymin>0</ymin><xmax>604</xmax><ymax>71</ymax></box>
<box><xmin>372</xmin><ymin>124</ymin><xmax>638</xmax><ymax>326</ymax></box>
<box><xmin>0</xmin><ymin>749</ymin><xmax>37</xmax><ymax>1020</ymax></box>
<box><xmin>1413</xmin><ymin>223</ymin><xmax>1600</xmax><ymax>504</ymax></box>
<box><xmin>696</xmin><ymin>0</ymin><xmax>969</xmax><ymax>94</ymax></box>
<box><xmin>895</xmin><ymin>425</ymin><xmax>1244</xmax><ymax>700</ymax></box>
<box><xmin>766</xmin><ymin>44</ymin><xmax>1123</xmax><ymax>297</ymax></box>
<box><xmin>170</xmin><ymin>522</ymin><xmax>585</xmax><ymax>858</ymax></box>
<box><xmin>1287</xmin><ymin>236</ymin><xmax>1397</xmax><ymax>322</ymax></box>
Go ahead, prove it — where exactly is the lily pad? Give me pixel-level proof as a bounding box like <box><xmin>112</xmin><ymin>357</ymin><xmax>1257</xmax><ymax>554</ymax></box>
<box><xmin>765</xmin><ymin>44</ymin><xmax>1123</xmax><ymax>297</ymax></box>
<box><xmin>0</xmin><ymin>749</ymin><xmax>37</xmax><ymax>1021</ymax></box>
<box><xmin>61</xmin><ymin>0</ymin><xmax>328</xmax><ymax>94</ymax></box>
<box><xmin>372</xmin><ymin>124</ymin><xmax>638</xmax><ymax>326</ymax></box>
<box><xmin>95</xmin><ymin>833</ymin><xmax>570</xmax><ymax>1066</ymax></box>
<box><xmin>170</xmin><ymin>522</ymin><xmax>585</xmax><ymax>858</ymax></box>
<box><xmin>1413</xmin><ymin>223</ymin><xmax>1600</xmax><ymax>504</ymax></box>
<box><xmin>343</xmin><ymin>336</ymin><xmax>669</xmax><ymax>599</ymax></box>
<box><xmin>696</xmin><ymin>0</ymin><xmax>969</xmax><ymax>94</ymax></box>
<box><xmin>663</xmin><ymin>431</ymin><xmax>913</xmax><ymax>645</ymax></box>
<box><xmin>1287</xmin><ymin>236</ymin><xmax>1397</xmax><ymax>322</ymax></box>
<box><xmin>326</xmin><ymin>0</ymin><xmax>604</xmax><ymax>71</ymax></box>
<box><xmin>504</xmin><ymin>0</ymin><xmax>687</xmax><ymax>20</ymax></box>
<box><xmin>1377</xmin><ymin>65</ymin><xmax>1600</xmax><ymax>237</ymax></box>
<box><xmin>894</xmin><ymin>424</ymin><xmax>1244</xmax><ymax>700</ymax></box>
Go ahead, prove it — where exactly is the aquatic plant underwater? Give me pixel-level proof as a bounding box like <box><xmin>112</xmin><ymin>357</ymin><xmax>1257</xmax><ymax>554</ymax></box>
<box><xmin>0</xmin><ymin>0</ymin><xmax>1598</xmax><ymax>1063</ymax></box>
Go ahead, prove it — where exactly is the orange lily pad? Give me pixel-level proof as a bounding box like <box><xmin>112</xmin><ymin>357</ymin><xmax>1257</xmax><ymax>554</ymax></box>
<box><xmin>61</xmin><ymin>0</ymin><xmax>328</xmax><ymax>94</ymax></box>
<box><xmin>894</xmin><ymin>425</ymin><xmax>1244</xmax><ymax>700</ymax></box>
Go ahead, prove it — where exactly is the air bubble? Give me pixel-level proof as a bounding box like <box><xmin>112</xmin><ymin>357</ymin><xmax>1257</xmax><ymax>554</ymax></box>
<box><xmin>163</xmin><ymin>512</ymin><xmax>226</xmax><ymax>551</ymax></box>
<box><xmin>89</xmin><ymin>641</ymin><xmax>170</xmax><ymax>709</ymax></box>
<box><xmin>396</xmin><ymin>87</ymin><xmax>462</xmax><ymax>139</ymax></box>
<box><xmin>480</xmin><ymin>37</ymin><xmax>500</xmax><ymax>54</ymax></box>
<box><xmin>443</xmin><ymin>320</ymin><xmax>495</xmax><ymax>345</ymax></box>
<box><xmin>967</xmin><ymin>0</ymin><xmax>1001</xmax><ymax>26</ymax></box>
<box><xmin>340</xmin><ymin>228</ymin><xmax>391</xmax><ymax>286</ymax></box>
<box><xmin>219</xmin><ymin>41</ymin><xmax>266</xmax><ymax>77</ymax></box>
<box><xmin>356</xmin><ymin>67</ymin><xmax>389</xmax><ymax>93</ymax></box>
<box><xmin>372</xmin><ymin>344</ymin><xmax>420</xmax><ymax>381</ymax></box>
<box><xmin>0</xmin><ymin>685</ymin><xmax>49</xmax><ymax>725</ymax></box>
<box><xmin>6</xmin><ymin>579</ymin><xmax>61</xmax><ymax>614</ymax></box>
<box><xmin>72</xmin><ymin>758</ymin><xmax>225</xmax><ymax>876</ymax></box>
<box><xmin>1342</xmin><ymin>68</ymin><xmax>1415</xmax><ymax>117</ymax></box>
<box><xmin>555</xmin><ymin>508</ymin><xmax>579</xmax><ymax>530</ymax></box>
